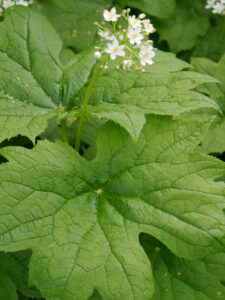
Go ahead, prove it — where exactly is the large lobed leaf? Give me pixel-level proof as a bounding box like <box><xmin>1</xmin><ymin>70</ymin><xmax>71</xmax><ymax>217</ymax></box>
<box><xmin>191</xmin><ymin>53</ymin><xmax>225</xmax><ymax>153</ymax></box>
<box><xmin>0</xmin><ymin>6</ymin><xmax>96</xmax><ymax>143</ymax></box>
<box><xmin>0</xmin><ymin>116</ymin><xmax>225</xmax><ymax>299</ymax></box>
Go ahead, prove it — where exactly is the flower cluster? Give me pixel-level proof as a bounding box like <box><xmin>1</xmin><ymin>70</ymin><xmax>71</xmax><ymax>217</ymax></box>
<box><xmin>94</xmin><ymin>7</ymin><xmax>156</xmax><ymax>71</ymax></box>
<box><xmin>0</xmin><ymin>0</ymin><xmax>32</xmax><ymax>14</ymax></box>
<box><xmin>205</xmin><ymin>0</ymin><xmax>225</xmax><ymax>15</ymax></box>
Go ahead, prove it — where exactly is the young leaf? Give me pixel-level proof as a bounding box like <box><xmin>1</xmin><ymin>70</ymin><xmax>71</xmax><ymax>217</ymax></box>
<box><xmin>33</xmin><ymin>0</ymin><xmax>112</xmax><ymax>52</ymax></box>
<box><xmin>141</xmin><ymin>234</ymin><xmax>225</xmax><ymax>300</ymax></box>
<box><xmin>191</xmin><ymin>54</ymin><xmax>225</xmax><ymax>153</ymax></box>
<box><xmin>0</xmin><ymin>116</ymin><xmax>225</xmax><ymax>299</ymax></box>
<box><xmin>0</xmin><ymin>7</ymin><xmax>96</xmax><ymax>143</ymax></box>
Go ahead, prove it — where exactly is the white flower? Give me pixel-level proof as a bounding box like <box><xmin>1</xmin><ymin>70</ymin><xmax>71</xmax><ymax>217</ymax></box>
<box><xmin>98</xmin><ymin>30</ymin><xmax>115</xmax><ymax>41</ymax></box>
<box><xmin>143</xmin><ymin>19</ymin><xmax>155</xmax><ymax>34</ymax></box>
<box><xmin>0</xmin><ymin>7</ymin><xmax>3</xmax><ymax>14</ymax></box>
<box><xmin>139</xmin><ymin>45</ymin><xmax>155</xmax><ymax>66</ymax></box>
<box><xmin>94</xmin><ymin>51</ymin><xmax>101</xmax><ymax>59</ymax></box>
<box><xmin>127</xmin><ymin>27</ymin><xmax>144</xmax><ymax>45</ymax></box>
<box><xmin>212</xmin><ymin>2</ymin><xmax>225</xmax><ymax>13</ymax></box>
<box><xmin>105</xmin><ymin>39</ymin><xmax>125</xmax><ymax>60</ymax></box>
<box><xmin>205</xmin><ymin>0</ymin><xmax>216</xmax><ymax>9</ymax></box>
<box><xmin>103</xmin><ymin>7</ymin><xmax>120</xmax><ymax>22</ymax></box>
<box><xmin>3</xmin><ymin>0</ymin><xmax>15</xmax><ymax>9</ymax></box>
<box><xmin>118</xmin><ymin>33</ymin><xmax>124</xmax><ymax>41</ymax></box>
<box><xmin>16</xmin><ymin>0</ymin><xmax>29</xmax><ymax>6</ymax></box>
<box><xmin>129</xmin><ymin>15</ymin><xmax>142</xmax><ymax>28</ymax></box>
<box><xmin>123</xmin><ymin>59</ymin><xmax>133</xmax><ymax>69</ymax></box>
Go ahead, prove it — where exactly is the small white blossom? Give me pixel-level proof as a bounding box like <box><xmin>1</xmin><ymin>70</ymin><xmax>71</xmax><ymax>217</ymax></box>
<box><xmin>212</xmin><ymin>1</ymin><xmax>225</xmax><ymax>13</ymax></box>
<box><xmin>206</xmin><ymin>0</ymin><xmax>216</xmax><ymax>8</ymax></box>
<box><xmin>16</xmin><ymin>0</ymin><xmax>29</xmax><ymax>6</ymax></box>
<box><xmin>118</xmin><ymin>33</ymin><xmax>124</xmax><ymax>41</ymax></box>
<box><xmin>3</xmin><ymin>0</ymin><xmax>15</xmax><ymax>9</ymax></box>
<box><xmin>123</xmin><ymin>59</ymin><xmax>133</xmax><ymax>69</ymax></box>
<box><xmin>205</xmin><ymin>0</ymin><xmax>225</xmax><ymax>14</ymax></box>
<box><xmin>105</xmin><ymin>39</ymin><xmax>125</xmax><ymax>60</ymax></box>
<box><xmin>103</xmin><ymin>7</ymin><xmax>120</xmax><ymax>22</ymax></box>
<box><xmin>129</xmin><ymin>15</ymin><xmax>142</xmax><ymax>28</ymax></box>
<box><xmin>127</xmin><ymin>27</ymin><xmax>144</xmax><ymax>45</ymax></box>
<box><xmin>98</xmin><ymin>30</ymin><xmax>115</xmax><ymax>41</ymax></box>
<box><xmin>94</xmin><ymin>6</ymin><xmax>156</xmax><ymax>70</ymax></box>
<box><xmin>139</xmin><ymin>45</ymin><xmax>155</xmax><ymax>66</ymax></box>
<box><xmin>94</xmin><ymin>51</ymin><xmax>101</xmax><ymax>59</ymax></box>
<box><xmin>143</xmin><ymin>19</ymin><xmax>155</xmax><ymax>34</ymax></box>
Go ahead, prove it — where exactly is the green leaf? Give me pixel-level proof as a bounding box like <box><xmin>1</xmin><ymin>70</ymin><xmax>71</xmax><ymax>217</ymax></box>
<box><xmin>191</xmin><ymin>54</ymin><xmax>225</xmax><ymax>153</ymax></box>
<box><xmin>0</xmin><ymin>7</ymin><xmax>96</xmax><ymax>143</ymax></box>
<box><xmin>0</xmin><ymin>251</ymin><xmax>41</xmax><ymax>299</ymax></box>
<box><xmin>155</xmin><ymin>6</ymin><xmax>209</xmax><ymax>53</ymax></box>
<box><xmin>33</xmin><ymin>0</ymin><xmax>112</xmax><ymax>52</ymax></box>
<box><xmin>0</xmin><ymin>116</ymin><xmax>225</xmax><ymax>299</ymax></box>
<box><xmin>118</xmin><ymin>0</ymin><xmax>176</xmax><ymax>19</ymax></box>
<box><xmin>141</xmin><ymin>233</ymin><xmax>225</xmax><ymax>300</ymax></box>
<box><xmin>0</xmin><ymin>271</ymin><xmax>17</xmax><ymax>300</ymax></box>
<box><xmin>74</xmin><ymin>55</ymin><xmax>219</xmax><ymax>120</ymax></box>
<box><xmin>193</xmin><ymin>17</ymin><xmax>225</xmax><ymax>61</ymax></box>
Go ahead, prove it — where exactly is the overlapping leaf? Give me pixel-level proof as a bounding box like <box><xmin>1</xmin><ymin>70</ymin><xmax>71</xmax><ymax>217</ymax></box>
<box><xmin>0</xmin><ymin>6</ymin><xmax>221</xmax><ymax>144</ymax></box>
<box><xmin>0</xmin><ymin>251</ymin><xmax>41</xmax><ymax>299</ymax></box>
<box><xmin>0</xmin><ymin>116</ymin><xmax>225</xmax><ymax>299</ymax></box>
<box><xmin>0</xmin><ymin>7</ymin><xmax>96</xmax><ymax>143</ymax></box>
<box><xmin>33</xmin><ymin>0</ymin><xmax>112</xmax><ymax>52</ymax></box>
<box><xmin>141</xmin><ymin>234</ymin><xmax>225</xmax><ymax>300</ymax></box>
<box><xmin>71</xmin><ymin>62</ymin><xmax>220</xmax><ymax>140</ymax></box>
<box><xmin>192</xmin><ymin>54</ymin><xmax>225</xmax><ymax>153</ymax></box>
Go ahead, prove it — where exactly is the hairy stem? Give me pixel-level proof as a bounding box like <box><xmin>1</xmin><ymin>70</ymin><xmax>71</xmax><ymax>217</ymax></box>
<box><xmin>61</xmin><ymin>119</ymin><xmax>69</xmax><ymax>144</ymax></box>
<box><xmin>75</xmin><ymin>63</ymin><xmax>102</xmax><ymax>152</ymax></box>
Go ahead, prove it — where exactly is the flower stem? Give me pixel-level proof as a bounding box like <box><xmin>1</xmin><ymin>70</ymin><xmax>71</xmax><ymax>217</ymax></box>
<box><xmin>219</xmin><ymin>18</ymin><xmax>225</xmax><ymax>43</ymax></box>
<box><xmin>75</xmin><ymin>63</ymin><xmax>102</xmax><ymax>152</ymax></box>
<box><xmin>61</xmin><ymin>119</ymin><xmax>69</xmax><ymax>144</ymax></box>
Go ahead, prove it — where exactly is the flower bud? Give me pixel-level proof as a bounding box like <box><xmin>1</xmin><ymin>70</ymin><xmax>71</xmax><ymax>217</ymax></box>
<box><xmin>139</xmin><ymin>13</ymin><xmax>146</xmax><ymax>19</ymax></box>
<box><xmin>94</xmin><ymin>51</ymin><xmax>101</xmax><ymax>59</ymax></box>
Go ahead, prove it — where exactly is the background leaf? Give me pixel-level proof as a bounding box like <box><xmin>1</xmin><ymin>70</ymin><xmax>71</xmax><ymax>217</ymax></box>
<box><xmin>141</xmin><ymin>233</ymin><xmax>225</xmax><ymax>300</ymax></box>
<box><xmin>117</xmin><ymin>0</ymin><xmax>176</xmax><ymax>19</ymax></box>
<box><xmin>33</xmin><ymin>0</ymin><xmax>112</xmax><ymax>52</ymax></box>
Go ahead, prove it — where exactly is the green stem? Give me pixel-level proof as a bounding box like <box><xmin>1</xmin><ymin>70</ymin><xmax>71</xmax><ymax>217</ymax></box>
<box><xmin>219</xmin><ymin>18</ymin><xmax>225</xmax><ymax>43</ymax></box>
<box><xmin>61</xmin><ymin>119</ymin><xmax>69</xmax><ymax>144</ymax></box>
<box><xmin>75</xmin><ymin>63</ymin><xmax>103</xmax><ymax>152</ymax></box>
